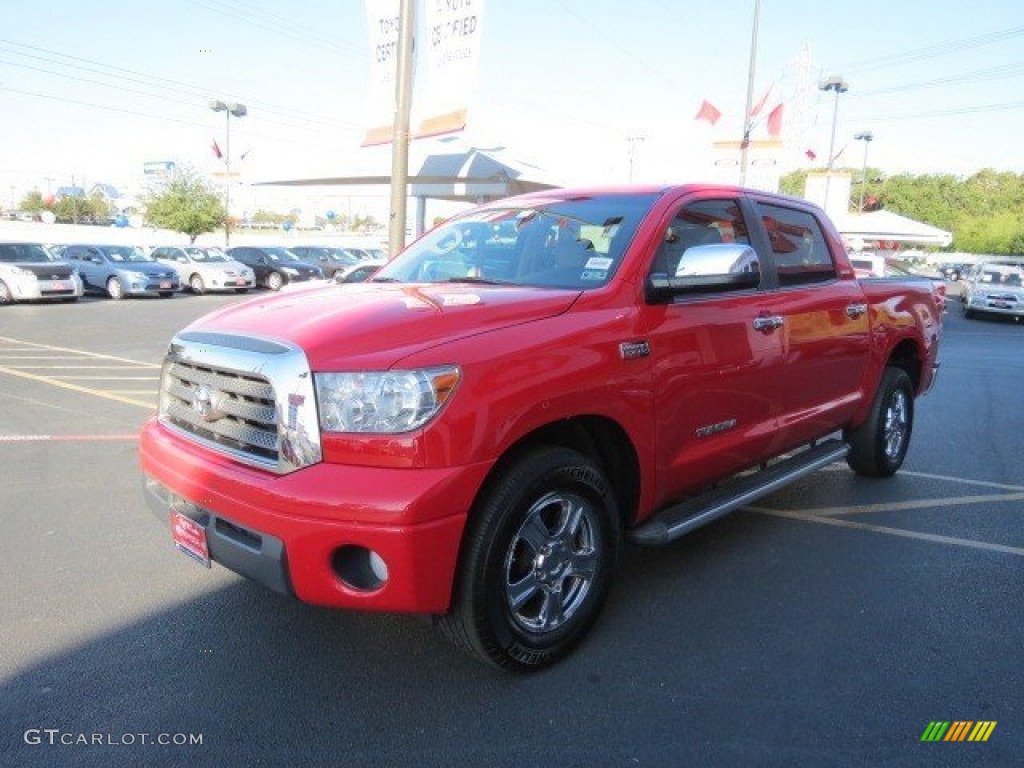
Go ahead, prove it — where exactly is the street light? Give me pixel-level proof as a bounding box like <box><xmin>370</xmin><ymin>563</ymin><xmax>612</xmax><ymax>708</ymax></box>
<box><xmin>854</xmin><ymin>131</ymin><xmax>874</xmax><ymax>213</ymax></box>
<box><xmin>819</xmin><ymin>76</ymin><xmax>848</xmax><ymax>212</ymax></box>
<box><xmin>209</xmin><ymin>100</ymin><xmax>247</xmax><ymax>246</ymax></box>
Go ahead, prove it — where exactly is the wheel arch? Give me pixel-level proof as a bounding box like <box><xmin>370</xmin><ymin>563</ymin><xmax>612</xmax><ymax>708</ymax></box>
<box><xmin>885</xmin><ymin>338</ymin><xmax>923</xmax><ymax>394</ymax></box>
<box><xmin>470</xmin><ymin>415</ymin><xmax>641</xmax><ymax>534</ymax></box>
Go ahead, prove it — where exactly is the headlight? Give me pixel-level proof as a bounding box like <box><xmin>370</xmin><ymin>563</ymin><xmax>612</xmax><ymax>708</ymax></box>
<box><xmin>9</xmin><ymin>266</ymin><xmax>35</xmax><ymax>278</ymax></box>
<box><xmin>315</xmin><ymin>366</ymin><xmax>460</xmax><ymax>433</ymax></box>
<box><xmin>282</xmin><ymin>267</ymin><xmax>299</xmax><ymax>275</ymax></box>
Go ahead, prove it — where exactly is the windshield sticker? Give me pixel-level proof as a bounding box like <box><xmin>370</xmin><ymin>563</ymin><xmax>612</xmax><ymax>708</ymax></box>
<box><xmin>584</xmin><ymin>257</ymin><xmax>613</xmax><ymax>270</ymax></box>
<box><xmin>581</xmin><ymin>270</ymin><xmax>607</xmax><ymax>281</ymax></box>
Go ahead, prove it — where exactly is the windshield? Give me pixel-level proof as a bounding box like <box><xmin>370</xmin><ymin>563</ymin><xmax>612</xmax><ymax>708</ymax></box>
<box><xmin>184</xmin><ymin>247</ymin><xmax>229</xmax><ymax>262</ymax></box>
<box><xmin>104</xmin><ymin>245</ymin><xmax>153</xmax><ymax>263</ymax></box>
<box><xmin>373</xmin><ymin>194</ymin><xmax>657</xmax><ymax>289</ymax></box>
<box><xmin>0</xmin><ymin>243</ymin><xmax>52</xmax><ymax>263</ymax></box>
<box><xmin>264</xmin><ymin>248</ymin><xmax>299</xmax><ymax>262</ymax></box>
<box><xmin>977</xmin><ymin>264</ymin><xmax>1024</xmax><ymax>286</ymax></box>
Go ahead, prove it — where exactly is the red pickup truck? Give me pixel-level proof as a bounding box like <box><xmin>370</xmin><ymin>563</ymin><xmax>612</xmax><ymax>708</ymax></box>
<box><xmin>140</xmin><ymin>185</ymin><xmax>941</xmax><ymax>671</ymax></box>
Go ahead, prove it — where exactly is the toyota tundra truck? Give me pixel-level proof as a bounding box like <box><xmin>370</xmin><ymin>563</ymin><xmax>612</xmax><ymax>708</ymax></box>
<box><xmin>140</xmin><ymin>185</ymin><xmax>941</xmax><ymax>671</ymax></box>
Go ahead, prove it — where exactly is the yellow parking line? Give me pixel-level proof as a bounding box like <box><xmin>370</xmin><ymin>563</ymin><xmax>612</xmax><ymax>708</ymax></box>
<box><xmin>0</xmin><ymin>364</ymin><xmax>154</xmax><ymax>409</ymax></box>
<box><xmin>0</xmin><ymin>335</ymin><xmax>160</xmax><ymax>368</ymax></box>
<box><xmin>8</xmin><ymin>365</ymin><xmax>159</xmax><ymax>370</ymax></box>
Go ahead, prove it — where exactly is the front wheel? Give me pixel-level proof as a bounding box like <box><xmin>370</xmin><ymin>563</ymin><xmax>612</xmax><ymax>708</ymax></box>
<box><xmin>106</xmin><ymin>277</ymin><xmax>125</xmax><ymax>300</ymax></box>
<box><xmin>845</xmin><ymin>367</ymin><xmax>914</xmax><ymax>477</ymax></box>
<box><xmin>267</xmin><ymin>271</ymin><xmax>284</xmax><ymax>291</ymax></box>
<box><xmin>189</xmin><ymin>274</ymin><xmax>206</xmax><ymax>294</ymax></box>
<box><xmin>437</xmin><ymin>446</ymin><xmax>621</xmax><ymax>672</ymax></box>
<box><xmin>0</xmin><ymin>280</ymin><xmax>12</xmax><ymax>305</ymax></box>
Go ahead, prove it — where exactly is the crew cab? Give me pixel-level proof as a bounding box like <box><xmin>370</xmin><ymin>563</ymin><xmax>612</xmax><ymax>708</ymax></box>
<box><xmin>140</xmin><ymin>185</ymin><xmax>941</xmax><ymax>671</ymax></box>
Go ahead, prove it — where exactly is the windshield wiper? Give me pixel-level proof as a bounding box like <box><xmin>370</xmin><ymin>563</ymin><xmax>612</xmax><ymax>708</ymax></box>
<box><xmin>443</xmin><ymin>276</ymin><xmax>512</xmax><ymax>286</ymax></box>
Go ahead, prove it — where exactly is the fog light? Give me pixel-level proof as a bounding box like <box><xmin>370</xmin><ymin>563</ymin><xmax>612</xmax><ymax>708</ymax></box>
<box><xmin>332</xmin><ymin>545</ymin><xmax>388</xmax><ymax>591</ymax></box>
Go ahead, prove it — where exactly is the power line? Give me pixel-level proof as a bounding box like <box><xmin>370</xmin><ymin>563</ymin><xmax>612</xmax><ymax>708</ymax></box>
<box><xmin>838</xmin><ymin>24</ymin><xmax>1024</xmax><ymax>75</ymax></box>
<box><xmin>852</xmin><ymin>63</ymin><xmax>1024</xmax><ymax>97</ymax></box>
<box><xmin>857</xmin><ymin>100</ymin><xmax>1024</xmax><ymax>121</ymax></box>
<box><xmin>0</xmin><ymin>39</ymin><xmax>364</xmax><ymax>134</ymax></box>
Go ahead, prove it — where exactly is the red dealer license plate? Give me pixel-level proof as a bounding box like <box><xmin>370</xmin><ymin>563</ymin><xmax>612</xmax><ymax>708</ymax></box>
<box><xmin>171</xmin><ymin>512</ymin><xmax>211</xmax><ymax>567</ymax></box>
<box><xmin>236</xmin><ymin>278</ymin><xmax>247</xmax><ymax>285</ymax></box>
<box><xmin>160</xmin><ymin>281</ymin><xmax>173</xmax><ymax>290</ymax></box>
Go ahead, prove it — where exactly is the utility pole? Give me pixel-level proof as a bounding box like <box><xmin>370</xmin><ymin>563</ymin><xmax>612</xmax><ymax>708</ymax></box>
<box><xmin>388</xmin><ymin>0</ymin><xmax>415</xmax><ymax>258</ymax></box>
<box><xmin>626</xmin><ymin>137</ymin><xmax>645</xmax><ymax>182</ymax></box>
<box><xmin>738</xmin><ymin>0</ymin><xmax>760</xmax><ymax>187</ymax></box>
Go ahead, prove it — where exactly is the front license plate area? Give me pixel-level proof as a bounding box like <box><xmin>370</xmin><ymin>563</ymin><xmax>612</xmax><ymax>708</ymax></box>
<box><xmin>171</xmin><ymin>511</ymin><xmax>211</xmax><ymax>567</ymax></box>
<box><xmin>160</xmin><ymin>281</ymin><xmax>173</xmax><ymax>290</ymax></box>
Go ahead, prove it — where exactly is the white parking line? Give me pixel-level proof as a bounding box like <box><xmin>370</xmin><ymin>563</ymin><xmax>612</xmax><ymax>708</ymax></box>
<box><xmin>756</xmin><ymin>508</ymin><xmax>1024</xmax><ymax>557</ymax></box>
<box><xmin>0</xmin><ymin>335</ymin><xmax>160</xmax><ymax>368</ymax></box>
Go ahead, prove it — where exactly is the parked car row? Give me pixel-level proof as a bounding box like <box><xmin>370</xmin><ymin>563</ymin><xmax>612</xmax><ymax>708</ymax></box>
<box><xmin>1</xmin><ymin>241</ymin><xmax>388</xmax><ymax>305</ymax></box>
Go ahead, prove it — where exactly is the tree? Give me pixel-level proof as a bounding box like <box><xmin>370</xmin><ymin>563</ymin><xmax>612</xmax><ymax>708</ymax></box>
<box><xmin>144</xmin><ymin>169</ymin><xmax>225</xmax><ymax>243</ymax></box>
<box><xmin>19</xmin><ymin>190</ymin><xmax>47</xmax><ymax>213</ymax></box>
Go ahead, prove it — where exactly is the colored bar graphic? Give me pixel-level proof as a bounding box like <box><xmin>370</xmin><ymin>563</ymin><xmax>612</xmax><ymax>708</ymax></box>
<box><xmin>921</xmin><ymin>720</ymin><xmax>996</xmax><ymax>742</ymax></box>
<box><xmin>921</xmin><ymin>721</ymin><xmax>949</xmax><ymax>742</ymax></box>
<box><xmin>945</xmin><ymin>721</ymin><xmax>973</xmax><ymax>741</ymax></box>
<box><xmin>969</xmin><ymin>722</ymin><xmax>997</xmax><ymax>742</ymax></box>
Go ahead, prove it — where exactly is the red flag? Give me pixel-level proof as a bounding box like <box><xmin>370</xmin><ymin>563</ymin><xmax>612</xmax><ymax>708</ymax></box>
<box><xmin>766</xmin><ymin>103</ymin><xmax>784</xmax><ymax>137</ymax></box>
<box><xmin>211</xmin><ymin>139</ymin><xmax>223</xmax><ymax>160</ymax></box>
<box><xmin>694</xmin><ymin>100</ymin><xmax>722</xmax><ymax>125</ymax></box>
<box><xmin>749</xmin><ymin>85</ymin><xmax>773</xmax><ymax>117</ymax></box>
<box><xmin>805</xmin><ymin>148</ymin><xmax>817</xmax><ymax>161</ymax></box>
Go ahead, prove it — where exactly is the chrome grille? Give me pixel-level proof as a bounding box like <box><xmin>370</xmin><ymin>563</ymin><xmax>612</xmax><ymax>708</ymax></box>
<box><xmin>162</xmin><ymin>361</ymin><xmax>279</xmax><ymax>463</ymax></box>
<box><xmin>158</xmin><ymin>331</ymin><xmax>322</xmax><ymax>473</ymax></box>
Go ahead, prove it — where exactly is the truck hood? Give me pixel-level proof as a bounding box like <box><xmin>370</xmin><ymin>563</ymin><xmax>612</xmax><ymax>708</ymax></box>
<box><xmin>184</xmin><ymin>282</ymin><xmax>581</xmax><ymax>369</ymax></box>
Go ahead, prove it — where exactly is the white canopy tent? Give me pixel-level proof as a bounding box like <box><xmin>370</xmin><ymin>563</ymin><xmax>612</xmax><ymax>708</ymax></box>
<box><xmin>833</xmin><ymin>210</ymin><xmax>953</xmax><ymax>249</ymax></box>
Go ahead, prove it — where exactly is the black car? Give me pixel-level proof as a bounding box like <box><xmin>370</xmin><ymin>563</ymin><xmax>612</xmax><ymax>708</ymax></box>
<box><xmin>226</xmin><ymin>246</ymin><xmax>324</xmax><ymax>290</ymax></box>
<box><xmin>936</xmin><ymin>262</ymin><xmax>969</xmax><ymax>281</ymax></box>
<box><xmin>288</xmin><ymin>246</ymin><xmax>364</xmax><ymax>279</ymax></box>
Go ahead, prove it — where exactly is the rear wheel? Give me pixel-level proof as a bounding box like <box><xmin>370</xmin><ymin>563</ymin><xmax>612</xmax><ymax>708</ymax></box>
<box><xmin>437</xmin><ymin>446</ymin><xmax>621</xmax><ymax>672</ymax></box>
<box><xmin>106</xmin><ymin>277</ymin><xmax>125</xmax><ymax>300</ymax></box>
<box><xmin>845</xmin><ymin>367</ymin><xmax>914</xmax><ymax>478</ymax></box>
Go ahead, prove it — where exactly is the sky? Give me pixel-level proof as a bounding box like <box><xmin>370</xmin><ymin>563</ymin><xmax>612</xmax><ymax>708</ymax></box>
<box><xmin>2</xmin><ymin>0</ymin><xmax>1023</xmax><ymax>219</ymax></box>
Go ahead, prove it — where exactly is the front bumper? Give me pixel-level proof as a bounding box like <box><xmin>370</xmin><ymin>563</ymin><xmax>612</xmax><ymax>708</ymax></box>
<box><xmin>126</xmin><ymin>279</ymin><xmax>180</xmax><ymax>296</ymax></box>
<box><xmin>140</xmin><ymin>417</ymin><xmax>491</xmax><ymax>613</ymax></box>
<box><xmin>967</xmin><ymin>294</ymin><xmax>1024</xmax><ymax>317</ymax></box>
<box><xmin>5</xmin><ymin>274</ymin><xmax>82</xmax><ymax>300</ymax></box>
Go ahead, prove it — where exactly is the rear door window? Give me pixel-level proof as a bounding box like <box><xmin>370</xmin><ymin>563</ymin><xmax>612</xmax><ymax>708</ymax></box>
<box><xmin>756</xmin><ymin>203</ymin><xmax>837</xmax><ymax>287</ymax></box>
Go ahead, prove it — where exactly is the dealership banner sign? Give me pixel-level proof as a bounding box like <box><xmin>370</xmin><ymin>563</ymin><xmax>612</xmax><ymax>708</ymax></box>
<box><xmin>363</xmin><ymin>0</ymin><xmax>485</xmax><ymax>146</ymax></box>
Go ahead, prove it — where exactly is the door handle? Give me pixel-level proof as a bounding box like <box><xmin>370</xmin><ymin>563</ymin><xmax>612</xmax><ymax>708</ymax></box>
<box><xmin>752</xmin><ymin>315</ymin><xmax>784</xmax><ymax>332</ymax></box>
<box><xmin>846</xmin><ymin>303</ymin><xmax>868</xmax><ymax>319</ymax></box>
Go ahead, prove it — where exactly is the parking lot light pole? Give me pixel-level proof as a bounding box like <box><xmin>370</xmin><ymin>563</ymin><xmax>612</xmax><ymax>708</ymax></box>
<box><xmin>854</xmin><ymin>130</ymin><xmax>874</xmax><ymax>213</ymax></box>
<box><xmin>819</xmin><ymin>76</ymin><xmax>848</xmax><ymax>213</ymax></box>
<box><xmin>209</xmin><ymin>100</ymin><xmax>247</xmax><ymax>247</ymax></box>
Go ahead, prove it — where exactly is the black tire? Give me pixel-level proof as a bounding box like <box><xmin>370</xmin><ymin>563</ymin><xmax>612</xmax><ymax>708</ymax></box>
<box><xmin>437</xmin><ymin>446</ymin><xmax>621</xmax><ymax>672</ymax></box>
<box><xmin>845</xmin><ymin>367</ymin><xmax>914</xmax><ymax>478</ymax></box>
<box><xmin>267</xmin><ymin>271</ymin><xmax>284</xmax><ymax>291</ymax></box>
<box><xmin>0</xmin><ymin>280</ymin><xmax>12</xmax><ymax>305</ymax></box>
<box><xmin>189</xmin><ymin>273</ymin><xmax>206</xmax><ymax>294</ymax></box>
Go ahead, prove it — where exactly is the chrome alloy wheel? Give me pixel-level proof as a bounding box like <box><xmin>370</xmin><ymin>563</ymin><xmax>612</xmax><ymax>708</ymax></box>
<box><xmin>503</xmin><ymin>491</ymin><xmax>601</xmax><ymax>634</ymax></box>
<box><xmin>883</xmin><ymin>389</ymin><xmax>909</xmax><ymax>461</ymax></box>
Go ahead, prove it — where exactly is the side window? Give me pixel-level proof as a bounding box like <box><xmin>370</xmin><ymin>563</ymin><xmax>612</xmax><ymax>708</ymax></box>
<box><xmin>757</xmin><ymin>203</ymin><xmax>837</xmax><ymax>287</ymax></box>
<box><xmin>650</xmin><ymin>198</ymin><xmax>759</xmax><ymax>293</ymax></box>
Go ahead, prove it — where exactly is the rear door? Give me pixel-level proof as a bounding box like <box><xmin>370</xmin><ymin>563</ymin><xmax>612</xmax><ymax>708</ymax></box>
<box><xmin>749</xmin><ymin>198</ymin><xmax>871</xmax><ymax>446</ymax></box>
<box><xmin>639</xmin><ymin>192</ymin><xmax>790</xmax><ymax>505</ymax></box>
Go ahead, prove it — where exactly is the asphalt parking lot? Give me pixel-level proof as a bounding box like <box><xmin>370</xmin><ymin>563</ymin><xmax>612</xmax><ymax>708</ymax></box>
<box><xmin>1</xmin><ymin>290</ymin><xmax>1021</xmax><ymax>767</ymax></box>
